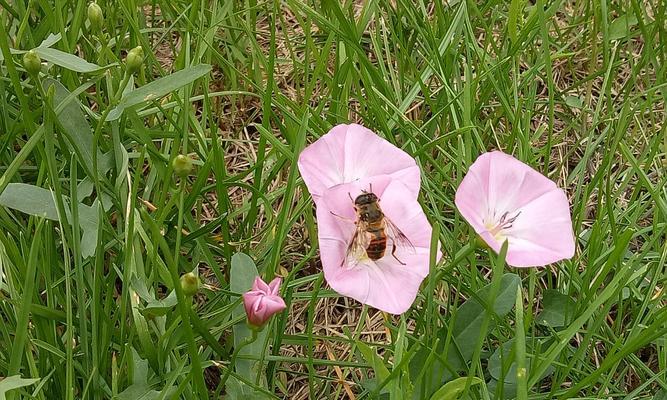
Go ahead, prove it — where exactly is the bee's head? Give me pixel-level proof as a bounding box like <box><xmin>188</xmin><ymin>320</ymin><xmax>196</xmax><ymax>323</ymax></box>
<box><xmin>354</xmin><ymin>191</ymin><xmax>378</xmax><ymax>206</ymax></box>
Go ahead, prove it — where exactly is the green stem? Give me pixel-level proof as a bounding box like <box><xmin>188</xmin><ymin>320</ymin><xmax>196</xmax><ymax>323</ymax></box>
<box><xmin>170</xmin><ymin>179</ymin><xmax>208</xmax><ymax>397</ymax></box>
<box><xmin>219</xmin><ymin>329</ymin><xmax>259</xmax><ymax>390</ymax></box>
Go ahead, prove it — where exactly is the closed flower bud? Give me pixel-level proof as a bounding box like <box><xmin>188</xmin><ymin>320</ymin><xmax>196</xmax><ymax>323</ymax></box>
<box><xmin>87</xmin><ymin>2</ymin><xmax>104</xmax><ymax>32</ymax></box>
<box><xmin>180</xmin><ymin>272</ymin><xmax>200</xmax><ymax>296</ymax></box>
<box><xmin>125</xmin><ymin>46</ymin><xmax>144</xmax><ymax>74</ymax></box>
<box><xmin>22</xmin><ymin>50</ymin><xmax>41</xmax><ymax>76</ymax></box>
<box><xmin>172</xmin><ymin>154</ymin><xmax>193</xmax><ymax>177</ymax></box>
<box><xmin>242</xmin><ymin>277</ymin><xmax>287</xmax><ymax>329</ymax></box>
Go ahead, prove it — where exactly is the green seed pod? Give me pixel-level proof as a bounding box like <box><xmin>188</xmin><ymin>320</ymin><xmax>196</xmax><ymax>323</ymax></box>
<box><xmin>125</xmin><ymin>46</ymin><xmax>144</xmax><ymax>74</ymax></box>
<box><xmin>22</xmin><ymin>50</ymin><xmax>41</xmax><ymax>76</ymax></box>
<box><xmin>87</xmin><ymin>2</ymin><xmax>104</xmax><ymax>32</ymax></box>
<box><xmin>180</xmin><ymin>272</ymin><xmax>200</xmax><ymax>297</ymax></box>
<box><xmin>172</xmin><ymin>154</ymin><xmax>193</xmax><ymax>177</ymax></box>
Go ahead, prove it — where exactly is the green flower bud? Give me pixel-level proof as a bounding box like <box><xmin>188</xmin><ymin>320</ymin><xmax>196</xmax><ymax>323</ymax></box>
<box><xmin>22</xmin><ymin>50</ymin><xmax>41</xmax><ymax>76</ymax></box>
<box><xmin>87</xmin><ymin>2</ymin><xmax>104</xmax><ymax>32</ymax></box>
<box><xmin>172</xmin><ymin>154</ymin><xmax>193</xmax><ymax>177</ymax></box>
<box><xmin>180</xmin><ymin>272</ymin><xmax>200</xmax><ymax>297</ymax></box>
<box><xmin>125</xmin><ymin>46</ymin><xmax>144</xmax><ymax>74</ymax></box>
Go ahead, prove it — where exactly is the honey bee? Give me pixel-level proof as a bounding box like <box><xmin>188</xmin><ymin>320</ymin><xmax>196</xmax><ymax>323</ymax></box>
<box><xmin>337</xmin><ymin>188</ymin><xmax>414</xmax><ymax>266</ymax></box>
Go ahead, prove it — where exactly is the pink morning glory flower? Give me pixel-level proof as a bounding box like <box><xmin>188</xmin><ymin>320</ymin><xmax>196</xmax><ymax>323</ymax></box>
<box><xmin>455</xmin><ymin>151</ymin><xmax>576</xmax><ymax>267</ymax></box>
<box><xmin>298</xmin><ymin>124</ymin><xmax>437</xmax><ymax>314</ymax></box>
<box><xmin>242</xmin><ymin>277</ymin><xmax>287</xmax><ymax>328</ymax></box>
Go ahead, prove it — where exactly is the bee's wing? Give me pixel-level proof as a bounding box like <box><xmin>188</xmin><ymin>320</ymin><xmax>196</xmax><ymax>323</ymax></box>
<box><xmin>342</xmin><ymin>224</ymin><xmax>369</xmax><ymax>267</ymax></box>
<box><xmin>384</xmin><ymin>217</ymin><xmax>416</xmax><ymax>253</ymax></box>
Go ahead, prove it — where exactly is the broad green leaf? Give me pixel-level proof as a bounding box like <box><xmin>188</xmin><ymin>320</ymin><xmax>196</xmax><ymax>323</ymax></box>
<box><xmin>228</xmin><ymin>253</ymin><xmax>271</xmax><ymax>398</ymax></box>
<box><xmin>130</xmin><ymin>348</ymin><xmax>149</xmax><ymax>385</ymax></box>
<box><xmin>410</xmin><ymin>274</ymin><xmax>520</xmax><ymax>399</ymax></box>
<box><xmin>35</xmin><ymin>47</ymin><xmax>103</xmax><ymax>73</ymax></box>
<box><xmin>357</xmin><ymin>339</ymin><xmax>406</xmax><ymax>398</ymax></box>
<box><xmin>488</xmin><ymin>338</ymin><xmax>555</xmax><ymax>385</ymax></box>
<box><xmin>225</xmin><ymin>377</ymin><xmax>270</xmax><ymax>400</ymax></box>
<box><xmin>113</xmin><ymin>350</ymin><xmax>175</xmax><ymax>400</ymax></box>
<box><xmin>107</xmin><ymin>64</ymin><xmax>212</xmax><ymax>121</ymax></box>
<box><xmin>357</xmin><ymin>341</ymin><xmax>391</xmax><ymax>382</ymax></box>
<box><xmin>452</xmin><ymin>273</ymin><xmax>521</xmax><ymax>361</ymax></box>
<box><xmin>565</xmin><ymin>95</ymin><xmax>583</xmax><ymax>109</ymax></box>
<box><xmin>0</xmin><ymin>375</ymin><xmax>40</xmax><ymax>400</ymax></box>
<box><xmin>37</xmin><ymin>33</ymin><xmax>62</xmax><ymax>49</ymax></box>
<box><xmin>0</xmin><ymin>183</ymin><xmax>59</xmax><ymax>219</ymax></box>
<box><xmin>429</xmin><ymin>376</ymin><xmax>482</xmax><ymax>400</ymax></box>
<box><xmin>43</xmin><ymin>79</ymin><xmax>111</xmax><ymax>177</ymax></box>
<box><xmin>78</xmin><ymin>200</ymin><xmax>101</xmax><ymax>258</ymax></box>
<box><xmin>486</xmin><ymin>378</ymin><xmax>518</xmax><ymax>400</ymax></box>
<box><xmin>537</xmin><ymin>290</ymin><xmax>575</xmax><ymax>328</ymax></box>
<box><xmin>609</xmin><ymin>14</ymin><xmax>638</xmax><ymax>41</ymax></box>
<box><xmin>139</xmin><ymin>291</ymin><xmax>177</xmax><ymax>317</ymax></box>
<box><xmin>0</xmin><ymin>183</ymin><xmax>100</xmax><ymax>258</ymax></box>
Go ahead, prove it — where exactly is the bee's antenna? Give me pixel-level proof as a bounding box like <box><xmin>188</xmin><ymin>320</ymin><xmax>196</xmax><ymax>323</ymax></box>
<box><xmin>348</xmin><ymin>192</ymin><xmax>354</xmax><ymax>202</ymax></box>
<box><xmin>369</xmin><ymin>183</ymin><xmax>373</xmax><ymax>193</ymax></box>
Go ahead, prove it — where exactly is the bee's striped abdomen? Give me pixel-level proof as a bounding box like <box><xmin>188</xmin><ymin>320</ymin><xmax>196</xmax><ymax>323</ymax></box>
<box><xmin>366</xmin><ymin>230</ymin><xmax>387</xmax><ymax>260</ymax></box>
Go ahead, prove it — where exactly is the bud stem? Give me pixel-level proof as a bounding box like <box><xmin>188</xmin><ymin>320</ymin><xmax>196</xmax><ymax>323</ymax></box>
<box><xmin>218</xmin><ymin>329</ymin><xmax>259</xmax><ymax>389</ymax></box>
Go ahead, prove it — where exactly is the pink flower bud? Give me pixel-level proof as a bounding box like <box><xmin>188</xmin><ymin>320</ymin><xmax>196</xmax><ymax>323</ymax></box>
<box><xmin>242</xmin><ymin>277</ymin><xmax>286</xmax><ymax>328</ymax></box>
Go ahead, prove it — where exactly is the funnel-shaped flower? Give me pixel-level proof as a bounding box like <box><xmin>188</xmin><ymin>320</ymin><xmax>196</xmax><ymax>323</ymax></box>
<box><xmin>298</xmin><ymin>124</ymin><xmax>437</xmax><ymax>314</ymax></box>
<box><xmin>242</xmin><ymin>277</ymin><xmax>287</xmax><ymax>328</ymax></box>
<box><xmin>316</xmin><ymin>177</ymin><xmax>435</xmax><ymax>314</ymax></box>
<box><xmin>455</xmin><ymin>151</ymin><xmax>575</xmax><ymax>267</ymax></box>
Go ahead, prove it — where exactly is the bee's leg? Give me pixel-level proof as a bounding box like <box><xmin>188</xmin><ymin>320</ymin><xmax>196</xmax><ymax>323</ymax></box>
<box><xmin>330</xmin><ymin>211</ymin><xmax>356</xmax><ymax>223</ymax></box>
<box><xmin>391</xmin><ymin>243</ymin><xmax>406</xmax><ymax>265</ymax></box>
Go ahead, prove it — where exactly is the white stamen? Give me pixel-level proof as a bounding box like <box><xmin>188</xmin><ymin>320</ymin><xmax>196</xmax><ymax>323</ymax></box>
<box><xmin>485</xmin><ymin>210</ymin><xmax>521</xmax><ymax>240</ymax></box>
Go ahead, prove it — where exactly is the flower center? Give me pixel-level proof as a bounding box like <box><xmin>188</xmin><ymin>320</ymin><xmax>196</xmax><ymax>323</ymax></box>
<box><xmin>484</xmin><ymin>211</ymin><xmax>521</xmax><ymax>240</ymax></box>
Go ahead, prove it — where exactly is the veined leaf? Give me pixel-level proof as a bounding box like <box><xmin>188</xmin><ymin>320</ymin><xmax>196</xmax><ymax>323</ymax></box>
<box><xmin>537</xmin><ymin>290</ymin><xmax>576</xmax><ymax>328</ymax></box>
<box><xmin>43</xmin><ymin>78</ymin><xmax>112</xmax><ymax>177</ymax></box>
<box><xmin>35</xmin><ymin>47</ymin><xmax>103</xmax><ymax>73</ymax></box>
<box><xmin>430</xmin><ymin>376</ymin><xmax>483</xmax><ymax>400</ymax></box>
<box><xmin>0</xmin><ymin>375</ymin><xmax>40</xmax><ymax>400</ymax></box>
<box><xmin>0</xmin><ymin>183</ymin><xmax>100</xmax><ymax>258</ymax></box>
<box><xmin>107</xmin><ymin>64</ymin><xmax>212</xmax><ymax>121</ymax></box>
<box><xmin>410</xmin><ymin>274</ymin><xmax>520</xmax><ymax>399</ymax></box>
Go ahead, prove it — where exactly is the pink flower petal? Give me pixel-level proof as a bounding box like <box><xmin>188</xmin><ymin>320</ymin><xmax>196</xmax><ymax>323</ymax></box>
<box><xmin>267</xmin><ymin>277</ymin><xmax>282</xmax><ymax>296</ymax></box>
<box><xmin>298</xmin><ymin>124</ymin><xmax>420</xmax><ymax>201</ymax></box>
<box><xmin>501</xmin><ymin>189</ymin><xmax>575</xmax><ymax>266</ymax></box>
<box><xmin>251</xmin><ymin>296</ymin><xmax>264</xmax><ymax>314</ymax></box>
<box><xmin>455</xmin><ymin>151</ymin><xmax>575</xmax><ymax>267</ymax></box>
<box><xmin>251</xmin><ymin>276</ymin><xmax>269</xmax><ymax>293</ymax></box>
<box><xmin>455</xmin><ymin>152</ymin><xmax>557</xmax><ymax>228</ymax></box>
<box><xmin>316</xmin><ymin>178</ymin><xmax>436</xmax><ymax>314</ymax></box>
<box><xmin>263</xmin><ymin>296</ymin><xmax>287</xmax><ymax>312</ymax></box>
